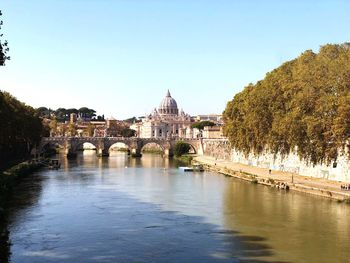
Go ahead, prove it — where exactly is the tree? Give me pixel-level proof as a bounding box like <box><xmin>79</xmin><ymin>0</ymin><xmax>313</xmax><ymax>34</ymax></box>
<box><xmin>54</xmin><ymin>108</ymin><xmax>67</xmax><ymax>122</ymax></box>
<box><xmin>223</xmin><ymin>43</ymin><xmax>350</xmax><ymax>165</ymax></box>
<box><xmin>121</xmin><ymin>128</ymin><xmax>136</xmax><ymax>138</ymax></box>
<box><xmin>124</xmin><ymin>117</ymin><xmax>140</xmax><ymax>123</ymax></box>
<box><xmin>0</xmin><ymin>10</ymin><xmax>10</xmax><ymax>66</ymax></box>
<box><xmin>78</xmin><ymin>107</ymin><xmax>96</xmax><ymax>120</ymax></box>
<box><xmin>173</xmin><ymin>141</ymin><xmax>191</xmax><ymax>157</ymax></box>
<box><xmin>36</xmin><ymin>107</ymin><xmax>50</xmax><ymax>118</ymax></box>
<box><xmin>191</xmin><ymin>121</ymin><xmax>215</xmax><ymax>130</ymax></box>
<box><xmin>66</xmin><ymin>108</ymin><xmax>78</xmax><ymax>115</ymax></box>
<box><xmin>0</xmin><ymin>91</ymin><xmax>43</xmax><ymax>170</ymax></box>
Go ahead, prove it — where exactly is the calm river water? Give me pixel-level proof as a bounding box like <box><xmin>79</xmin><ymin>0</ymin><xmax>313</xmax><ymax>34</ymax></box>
<box><xmin>2</xmin><ymin>152</ymin><xmax>350</xmax><ymax>263</ymax></box>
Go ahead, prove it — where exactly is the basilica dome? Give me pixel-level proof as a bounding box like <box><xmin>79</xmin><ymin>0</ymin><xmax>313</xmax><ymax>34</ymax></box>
<box><xmin>158</xmin><ymin>90</ymin><xmax>179</xmax><ymax>115</ymax></box>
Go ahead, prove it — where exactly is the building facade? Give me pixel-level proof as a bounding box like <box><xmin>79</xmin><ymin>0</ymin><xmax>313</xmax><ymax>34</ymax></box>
<box><xmin>131</xmin><ymin>90</ymin><xmax>194</xmax><ymax>138</ymax></box>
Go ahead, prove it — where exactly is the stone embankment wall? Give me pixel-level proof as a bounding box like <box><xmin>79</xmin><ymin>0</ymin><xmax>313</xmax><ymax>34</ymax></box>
<box><xmin>202</xmin><ymin>139</ymin><xmax>350</xmax><ymax>182</ymax></box>
<box><xmin>202</xmin><ymin>139</ymin><xmax>231</xmax><ymax>161</ymax></box>
<box><xmin>231</xmin><ymin>149</ymin><xmax>350</xmax><ymax>182</ymax></box>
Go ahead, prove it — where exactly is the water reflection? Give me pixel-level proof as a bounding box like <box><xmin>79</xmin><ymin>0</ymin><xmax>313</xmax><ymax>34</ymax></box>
<box><xmin>1</xmin><ymin>171</ymin><xmax>45</xmax><ymax>263</ymax></box>
<box><xmin>2</xmin><ymin>153</ymin><xmax>350</xmax><ymax>263</ymax></box>
<box><xmin>223</xmin><ymin>180</ymin><xmax>350</xmax><ymax>263</ymax></box>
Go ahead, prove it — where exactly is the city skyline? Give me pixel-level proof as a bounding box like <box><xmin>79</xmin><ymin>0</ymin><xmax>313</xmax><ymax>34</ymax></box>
<box><xmin>1</xmin><ymin>0</ymin><xmax>350</xmax><ymax>118</ymax></box>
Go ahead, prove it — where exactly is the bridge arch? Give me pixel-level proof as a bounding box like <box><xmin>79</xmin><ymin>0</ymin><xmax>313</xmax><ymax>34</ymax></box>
<box><xmin>39</xmin><ymin>137</ymin><xmax>202</xmax><ymax>158</ymax></box>
<box><xmin>173</xmin><ymin>140</ymin><xmax>199</xmax><ymax>155</ymax></box>
<box><xmin>40</xmin><ymin>141</ymin><xmax>65</xmax><ymax>154</ymax></box>
<box><xmin>73</xmin><ymin>141</ymin><xmax>98</xmax><ymax>152</ymax></box>
<box><xmin>109</xmin><ymin>142</ymin><xmax>130</xmax><ymax>154</ymax></box>
<box><xmin>187</xmin><ymin>143</ymin><xmax>197</xmax><ymax>154</ymax></box>
<box><xmin>82</xmin><ymin>142</ymin><xmax>97</xmax><ymax>150</ymax></box>
<box><xmin>141</xmin><ymin>142</ymin><xmax>166</xmax><ymax>154</ymax></box>
<box><xmin>105</xmin><ymin>139</ymin><xmax>133</xmax><ymax>151</ymax></box>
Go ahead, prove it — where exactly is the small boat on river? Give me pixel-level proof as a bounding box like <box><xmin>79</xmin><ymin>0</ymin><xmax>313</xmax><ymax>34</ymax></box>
<box><xmin>179</xmin><ymin>164</ymin><xmax>204</xmax><ymax>172</ymax></box>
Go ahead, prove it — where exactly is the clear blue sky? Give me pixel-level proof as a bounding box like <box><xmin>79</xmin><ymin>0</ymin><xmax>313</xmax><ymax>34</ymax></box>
<box><xmin>0</xmin><ymin>0</ymin><xmax>349</xmax><ymax>119</ymax></box>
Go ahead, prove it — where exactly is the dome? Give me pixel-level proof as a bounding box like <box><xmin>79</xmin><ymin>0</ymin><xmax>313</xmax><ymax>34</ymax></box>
<box><xmin>158</xmin><ymin>90</ymin><xmax>179</xmax><ymax>115</ymax></box>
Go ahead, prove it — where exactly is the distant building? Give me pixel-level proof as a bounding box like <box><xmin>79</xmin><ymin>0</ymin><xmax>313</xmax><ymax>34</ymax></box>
<box><xmin>130</xmin><ymin>90</ymin><xmax>194</xmax><ymax>138</ymax></box>
<box><xmin>70</xmin><ymin>113</ymin><xmax>77</xmax><ymax>123</ymax></box>
<box><xmin>105</xmin><ymin>118</ymin><xmax>128</xmax><ymax>137</ymax></box>
<box><xmin>202</xmin><ymin>126</ymin><xmax>224</xmax><ymax>139</ymax></box>
<box><xmin>53</xmin><ymin>116</ymin><xmax>128</xmax><ymax>138</ymax></box>
<box><xmin>196</xmin><ymin>114</ymin><xmax>223</xmax><ymax>125</ymax></box>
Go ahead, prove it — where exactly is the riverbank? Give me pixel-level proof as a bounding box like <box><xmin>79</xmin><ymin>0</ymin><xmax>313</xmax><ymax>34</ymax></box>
<box><xmin>194</xmin><ymin>156</ymin><xmax>350</xmax><ymax>202</ymax></box>
<box><xmin>174</xmin><ymin>154</ymin><xmax>195</xmax><ymax>165</ymax></box>
<box><xmin>0</xmin><ymin>161</ymin><xmax>42</xmax><ymax>220</ymax></box>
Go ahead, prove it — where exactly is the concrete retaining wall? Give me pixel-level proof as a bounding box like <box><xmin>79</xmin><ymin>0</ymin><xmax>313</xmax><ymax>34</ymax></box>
<box><xmin>202</xmin><ymin>139</ymin><xmax>350</xmax><ymax>182</ymax></box>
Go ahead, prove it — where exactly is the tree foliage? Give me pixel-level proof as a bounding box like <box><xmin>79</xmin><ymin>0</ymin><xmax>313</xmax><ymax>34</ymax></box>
<box><xmin>191</xmin><ymin>121</ymin><xmax>215</xmax><ymax>130</ymax></box>
<box><xmin>124</xmin><ymin>116</ymin><xmax>141</xmax><ymax>124</ymax></box>
<box><xmin>223</xmin><ymin>43</ymin><xmax>350</xmax><ymax>165</ymax></box>
<box><xmin>36</xmin><ymin>107</ymin><xmax>97</xmax><ymax>122</ymax></box>
<box><xmin>121</xmin><ymin>128</ymin><xmax>136</xmax><ymax>138</ymax></box>
<box><xmin>0</xmin><ymin>10</ymin><xmax>10</xmax><ymax>66</ymax></box>
<box><xmin>0</xmin><ymin>91</ymin><xmax>43</xmax><ymax>170</ymax></box>
<box><xmin>174</xmin><ymin>141</ymin><xmax>191</xmax><ymax>157</ymax></box>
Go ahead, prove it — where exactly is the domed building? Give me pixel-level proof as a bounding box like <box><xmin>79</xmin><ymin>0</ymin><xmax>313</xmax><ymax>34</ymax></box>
<box><xmin>158</xmin><ymin>90</ymin><xmax>179</xmax><ymax>115</ymax></box>
<box><xmin>131</xmin><ymin>90</ymin><xmax>195</xmax><ymax>138</ymax></box>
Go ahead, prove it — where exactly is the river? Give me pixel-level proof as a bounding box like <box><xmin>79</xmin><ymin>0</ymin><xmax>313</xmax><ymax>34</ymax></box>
<box><xmin>2</xmin><ymin>152</ymin><xmax>350</xmax><ymax>262</ymax></box>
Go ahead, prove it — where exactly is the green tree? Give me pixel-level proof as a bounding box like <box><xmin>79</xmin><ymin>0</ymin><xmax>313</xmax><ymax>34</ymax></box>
<box><xmin>121</xmin><ymin>128</ymin><xmax>136</xmax><ymax>137</ymax></box>
<box><xmin>124</xmin><ymin>117</ymin><xmax>140</xmax><ymax>123</ymax></box>
<box><xmin>36</xmin><ymin>107</ymin><xmax>50</xmax><ymax>118</ymax></box>
<box><xmin>0</xmin><ymin>10</ymin><xmax>10</xmax><ymax>66</ymax></box>
<box><xmin>78</xmin><ymin>107</ymin><xmax>96</xmax><ymax>120</ymax></box>
<box><xmin>66</xmin><ymin>108</ymin><xmax>78</xmax><ymax>115</ymax></box>
<box><xmin>223</xmin><ymin>43</ymin><xmax>350</xmax><ymax>165</ymax></box>
<box><xmin>191</xmin><ymin>121</ymin><xmax>215</xmax><ymax>130</ymax></box>
<box><xmin>0</xmin><ymin>91</ymin><xmax>43</xmax><ymax>170</ymax></box>
<box><xmin>173</xmin><ymin>141</ymin><xmax>191</xmax><ymax>157</ymax></box>
<box><xmin>55</xmin><ymin>108</ymin><xmax>67</xmax><ymax>122</ymax></box>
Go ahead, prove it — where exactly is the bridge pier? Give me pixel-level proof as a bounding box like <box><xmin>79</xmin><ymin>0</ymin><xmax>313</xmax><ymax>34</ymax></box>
<box><xmin>164</xmin><ymin>148</ymin><xmax>173</xmax><ymax>157</ymax></box>
<box><xmin>130</xmin><ymin>148</ymin><xmax>142</xmax><ymax>158</ymax></box>
<box><xmin>65</xmin><ymin>148</ymin><xmax>77</xmax><ymax>159</ymax></box>
<box><xmin>97</xmin><ymin>148</ymin><xmax>109</xmax><ymax>157</ymax></box>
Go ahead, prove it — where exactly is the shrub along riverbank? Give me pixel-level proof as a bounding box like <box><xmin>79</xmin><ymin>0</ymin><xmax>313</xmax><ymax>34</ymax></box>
<box><xmin>174</xmin><ymin>154</ymin><xmax>194</xmax><ymax>165</ymax></box>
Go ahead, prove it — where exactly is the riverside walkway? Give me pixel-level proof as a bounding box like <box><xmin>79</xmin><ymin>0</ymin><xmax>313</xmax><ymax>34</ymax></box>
<box><xmin>195</xmin><ymin>155</ymin><xmax>350</xmax><ymax>201</ymax></box>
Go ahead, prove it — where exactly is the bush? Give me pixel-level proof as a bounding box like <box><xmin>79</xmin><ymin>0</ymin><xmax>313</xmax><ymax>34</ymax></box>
<box><xmin>175</xmin><ymin>155</ymin><xmax>193</xmax><ymax>165</ymax></box>
<box><xmin>174</xmin><ymin>141</ymin><xmax>191</xmax><ymax>157</ymax></box>
<box><xmin>191</xmin><ymin>121</ymin><xmax>215</xmax><ymax>130</ymax></box>
<box><xmin>121</xmin><ymin>128</ymin><xmax>136</xmax><ymax>137</ymax></box>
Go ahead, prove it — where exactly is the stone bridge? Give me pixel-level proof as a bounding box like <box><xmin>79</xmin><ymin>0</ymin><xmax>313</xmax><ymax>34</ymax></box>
<box><xmin>39</xmin><ymin>137</ymin><xmax>204</xmax><ymax>157</ymax></box>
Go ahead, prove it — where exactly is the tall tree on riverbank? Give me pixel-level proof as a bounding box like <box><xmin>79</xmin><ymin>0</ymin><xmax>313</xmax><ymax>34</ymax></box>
<box><xmin>223</xmin><ymin>43</ymin><xmax>350</xmax><ymax>165</ymax></box>
<box><xmin>0</xmin><ymin>92</ymin><xmax>43</xmax><ymax>170</ymax></box>
<box><xmin>0</xmin><ymin>10</ymin><xmax>10</xmax><ymax>66</ymax></box>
